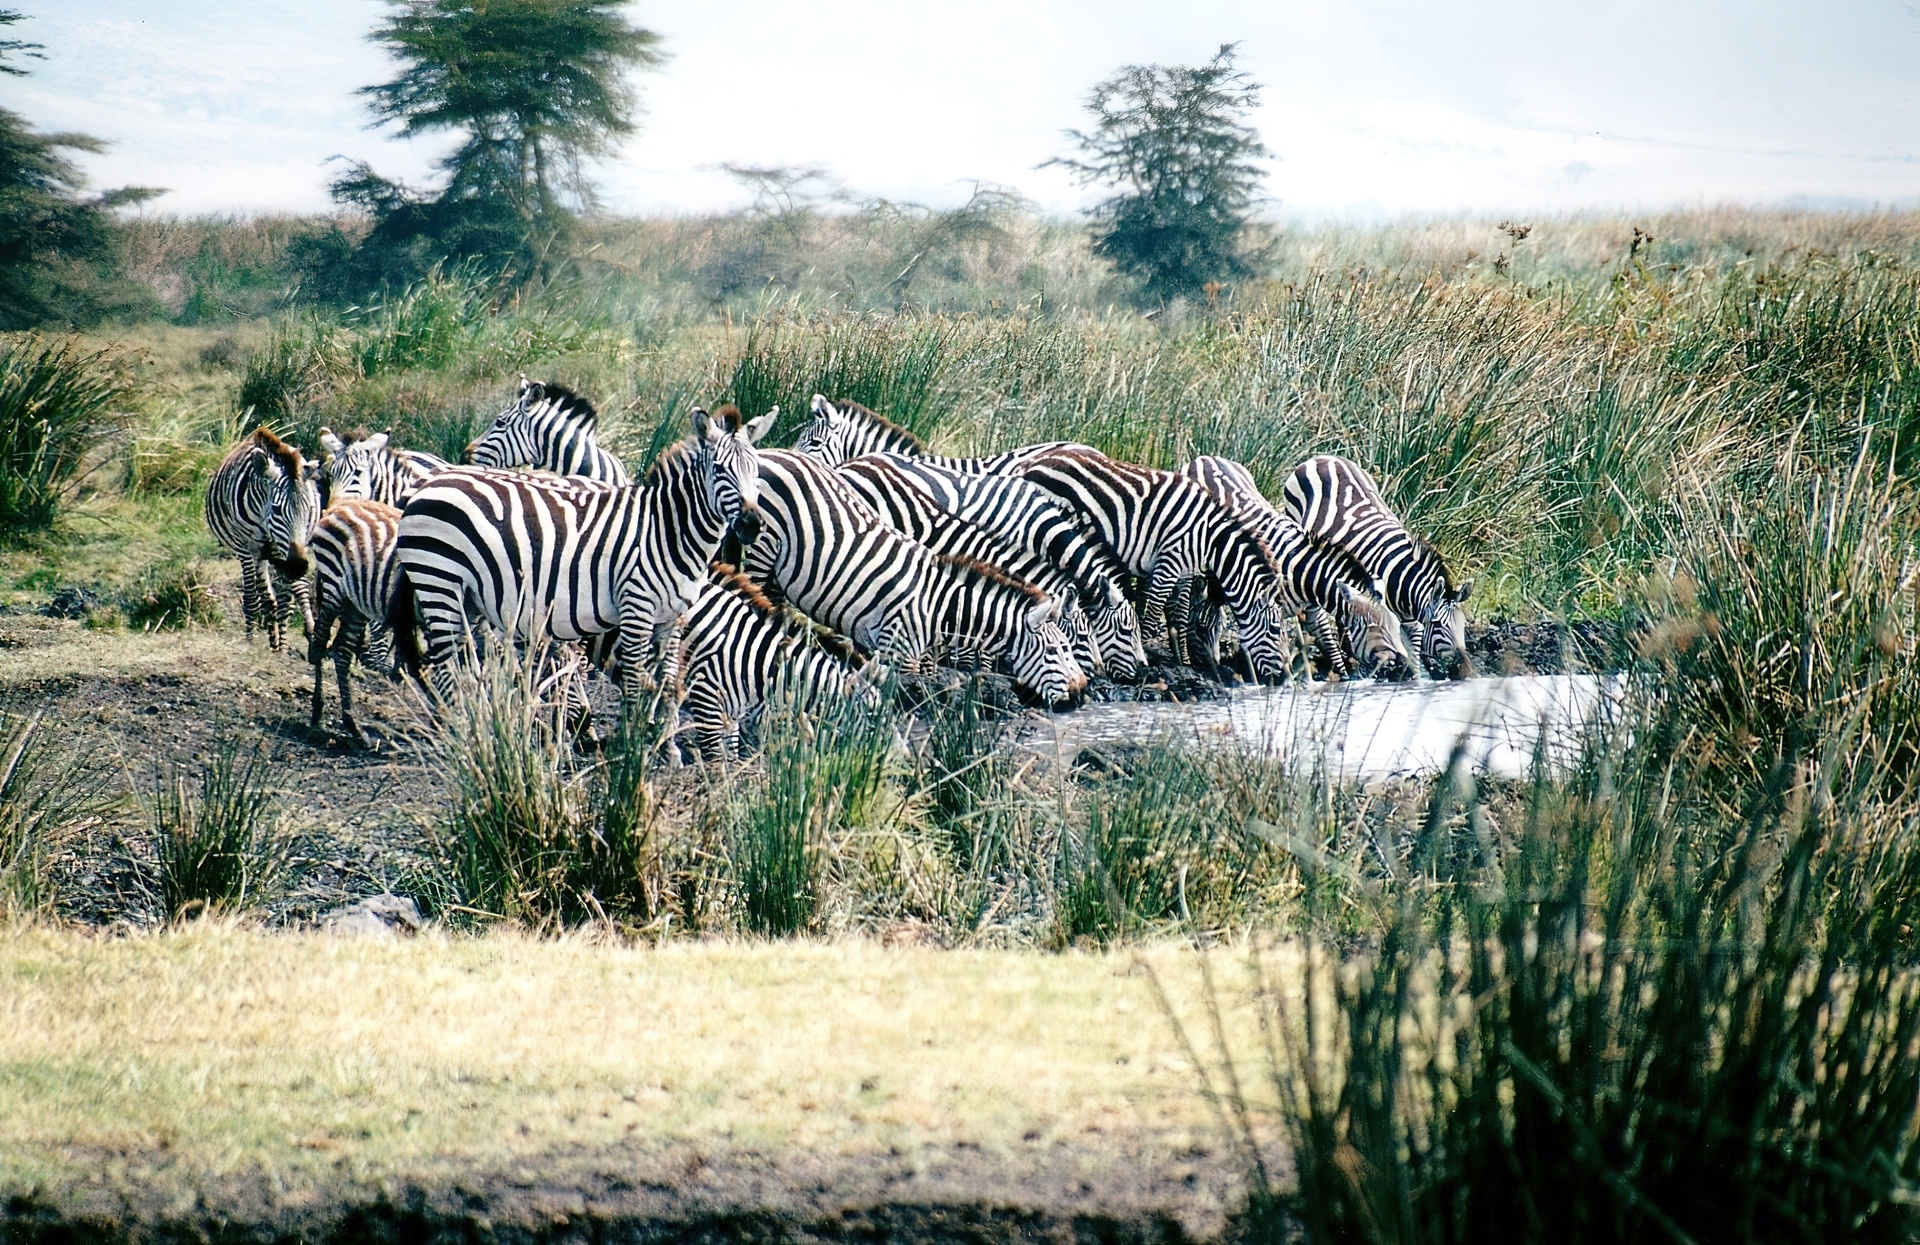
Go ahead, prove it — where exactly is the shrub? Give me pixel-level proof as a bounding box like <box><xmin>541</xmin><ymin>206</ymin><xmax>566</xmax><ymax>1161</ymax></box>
<box><xmin>147</xmin><ymin>741</ymin><xmax>289</xmax><ymax>919</ymax></box>
<box><xmin>124</xmin><ymin>558</ymin><xmax>223</xmax><ymax>630</ymax></box>
<box><xmin>422</xmin><ymin>644</ymin><xmax>663</xmax><ymax>930</ymax></box>
<box><xmin>0</xmin><ymin>709</ymin><xmax>114</xmax><ymax>917</ymax></box>
<box><xmin>0</xmin><ymin>335</ymin><xmax>130</xmax><ymax>535</ymax></box>
<box><xmin>730</xmin><ymin>674</ymin><xmax>893</xmax><ymax>936</ymax></box>
<box><xmin>718</xmin><ymin>313</ymin><xmax>956</xmax><ymax>447</ymax></box>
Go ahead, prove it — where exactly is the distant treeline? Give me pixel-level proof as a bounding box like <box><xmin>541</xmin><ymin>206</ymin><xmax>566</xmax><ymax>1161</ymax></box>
<box><xmin>103</xmin><ymin>205</ymin><xmax>1920</xmax><ymax>328</ymax></box>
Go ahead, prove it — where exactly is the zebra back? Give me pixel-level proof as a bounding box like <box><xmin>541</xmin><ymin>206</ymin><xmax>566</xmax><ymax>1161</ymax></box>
<box><xmin>1281</xmin><ymin>454</ymin><xmax>1471</xmax><ymax>663</ymax></box>
<box><xmin>311</xmin><ymin>499</ymin><xmax>402</xmax><ymax>639</ymax></box>
<box><xmin>1010</xmin><ymin>447</ymin><xmax>1296</xmax><ymax>682</ymax></box>
<box><xmin>1182</xmin><ymin>455</ymin><xmax>1411</xmax><ymax>676</ymax></box>
<box><xmin>320</xmin><ymin>428</ymin><xmax>449</xmax><ymax>508</ymax></box>
<box><xmin>791</xmin><ymin>395</ymin><xmax>1089</xmax><ymax>476</ymax></box>
<box><xmin>394</xmin><ymin>410</ymin><xmax>762</xmax><ymax>702</ymax></box>
<box><xmin>463</xmin><ymin>378</ymin><xmax>632</xmax><ymax>485</ymax></box>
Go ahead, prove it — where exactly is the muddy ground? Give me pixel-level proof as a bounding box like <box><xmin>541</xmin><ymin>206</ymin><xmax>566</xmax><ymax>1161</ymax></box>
<box><xmin>0</xmin><ymin>584</ymin><xmax>1616</xmax><ymax>931</ymax></box>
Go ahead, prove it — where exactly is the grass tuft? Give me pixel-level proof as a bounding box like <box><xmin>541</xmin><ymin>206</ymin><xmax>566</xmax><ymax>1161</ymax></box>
<box><xmin>147</xmin><ymin>740</ymin><xmax>289</xmax><ymax>920</ymax></box>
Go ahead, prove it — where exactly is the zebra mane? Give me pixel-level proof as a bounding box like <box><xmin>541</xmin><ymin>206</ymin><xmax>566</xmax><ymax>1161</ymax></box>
<box><xmin>834</xmin><ymin>399</ymin><xmax>926</xmax><ymax>452</ymax></box>
<box><xmin>643</xmin><ymin>436</ymin><xmax>706</xmax><ymax>482</ymax></box>
<box><xmin>711</xmin><ymin>403</ymin><xmax>745</xmax><ymax>433</ymax></box>
<box><xmin>1407</xmin><ymin>531</ymin><xmax>1458</xmax><ymax>592</ymax></box>
<box><xmin>934</xmin><ymin>551</ymin><xmax>1048</xmax><ymax>603</ymax></box>
<box><xmin>534</xmin><ymin>381</ymin><xmax>598</xmax><ymax>427</ymax></box>
<box><xmin>709</xmin><ymin>563</ymin><xmax>777</xmax><ymax>616</ymax></box>
<box><xmin>250</xmin><ymin>427</ymin><xmax>304</xmax><ymax>477</ymax></box>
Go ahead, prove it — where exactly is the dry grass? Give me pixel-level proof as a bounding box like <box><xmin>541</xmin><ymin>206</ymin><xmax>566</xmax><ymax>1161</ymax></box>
<box><xmin>0</xmin><ymin>927</ymin><xmax>1264</xmax><ymax>1211</ymax></box>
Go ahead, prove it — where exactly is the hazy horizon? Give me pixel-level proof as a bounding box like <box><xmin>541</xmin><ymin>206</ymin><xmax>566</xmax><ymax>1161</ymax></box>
<box><xmin>13</xmin><ymin>1</ymin><xmax>1920</xmax><ymax>221</ymax></box>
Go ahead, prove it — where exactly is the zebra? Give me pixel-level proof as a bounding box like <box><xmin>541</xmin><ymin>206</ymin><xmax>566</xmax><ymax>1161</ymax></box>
<box><xmin>1282</xmin><ymin>454</ymin><xmax>1474</xmax><ymax>674</ymax></box>
<box><xmin>390</xmin><ymin>406</ymin><xmax>771</xmax><ymax>706</ymax></box>
<box><xmin>793</xmin><ymin>394</ymin><xmax>1089</xmax><ymax>473</ymax></box>
<box><xmin>1009</xmin><ymin>447</ymin><xmax>1408</xmax><ymax>684</ymax></box>
<box><xmin>308</xmin><ymin>499</ymin><xmax>401</xmax><ymax>745</ymax></box>
<box><xmin>836</xmin><ymin>454</ymin><xmax>1147</xmax><ymax>680</ymax></box>
<box><xmin>204</xmin><ymin>428</ymin><xmax>320</xmax><ymax>650</ymax></box>
<box><xmin>1177</xmin><ymin>455</ymin><xmax>1414</xmax><ymax>680</ymax></box>
<box><xmin>744</xmin><ymin>449</ymin><xmax>1085</xmax><ymax>707</ymax></box>
<box><xmin>318</xmin><ymin>428</ymin><xmax>449</xmax><ymax>508</ymax></box>
<box><xmin>674</xmin><ymin>566</ymin><xmax>880</xmax><ymax>761</ymax></box>
<box><xmin>461</xmin><ymin>378</ymin><xmax>632</xmax><ymax>485</ymax></box>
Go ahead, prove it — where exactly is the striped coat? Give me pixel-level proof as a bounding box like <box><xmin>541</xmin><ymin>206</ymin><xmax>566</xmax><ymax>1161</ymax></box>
<box><xmin>203</xmin><ymin>428</ymin><xmax>319</xmax><ymax>650</ymax></box>
<box><xmin>793</xmin><ymin>394</ymin><xmax>1087</xmax><ymax>474</ymax></box>
<box><xmin>391</xmin><ymin>408</ymin><xmax>767</xmax><ymax>703</ymax></box>
<box><xmin>308</xmin><ymin>499</ymin><xmax>401</xmax><ymax>743</ymax></box>
<box><xmin>319</xmin><ymin>429</ymin><xmax>448</xmax><ymax>508</ymax></box>
<box><xmin>1283</xmin><ymin>454</ymin><xmax>1473</xmax><ymax>672</ymax></box>
<box><xmin>1179</xmin><ymin>455</ymin><xmax>1412</xmax><ymax>679</ymax></box>
<box><xmin>462</xmin><ymin>378</ymin><xmax>632</xmax><ymax>485</ymax></box>
<box><xmin>675</xmin><ymin>568</ymin><xmax>878</xmax><ymax>760</ymax></box>
<box><xmin>746</xmin><ymin>449</ymin><xmax>1085</xmax><ymax>706</ymax></box>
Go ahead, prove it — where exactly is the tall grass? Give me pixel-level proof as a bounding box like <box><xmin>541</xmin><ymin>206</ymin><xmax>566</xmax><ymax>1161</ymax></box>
<box><xmin>0</xmin><ymin>336</ymin><xmax>130</xmax><ymax>535</ymax></box>
<box><xmin>1148</xmin><ymin>445</ymin><xmax>1920</xmax><ymax>1242</ymax></box>
<box><xmin>421</xmin><ymin>644</ymin><xmax>667</xmax><ymax>930</ymax></box>
<box><xmin>0</xmin><ymin>710</ymin><xmax>113</xmax><ymax>917</ymax></box>
<box><xmin>146</xmin><ymin>741</ymin><xmax>289</xmax><ymax>920</ymax></box>
<box><xmin>730</xmin><ymin>674</ymin><xmax>895</xmax><ymax>936</ymax></box>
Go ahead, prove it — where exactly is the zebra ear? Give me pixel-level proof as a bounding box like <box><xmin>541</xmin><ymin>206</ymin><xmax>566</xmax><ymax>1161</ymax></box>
<box><xmin>744</xmin><ymin>407</ymin><xmax>778</xmax><ymax>444</ymax></box>
<box><xmin>319</xmin><ymin>429</ymin><xmax>345</xmax><ymax>456</ymax></box>
<box><xmin>1452</xmin><ymin>579</ymin><xmax>1474</xmax><ymax>603</ymax></box>
<box><xmin>364</xmin><ymin>432</ymin><xmax>389</xmax><ymax>452</ymax></box>
<box><xmin>691</xmin><ymin>407</ymin><xmax>713</xmax><ymax>440</ymax></box>
<box><xmin>810</xmin><ymin>394</ymin><xmax>832</xmax><ymax>419</ymax></box>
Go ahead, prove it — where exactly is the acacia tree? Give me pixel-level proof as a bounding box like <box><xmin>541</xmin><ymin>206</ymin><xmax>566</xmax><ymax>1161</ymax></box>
<box><xmin>326</xmin><ymin>0</ymin><xmax>664</xmax><ymax>291</ymax></box>
<box><xmin>1047</xmin><ymin>43</ymin><xmax>1268</xmax><ymax>305</ymax></box>
<box><xmin>0</xmin><ymin>8</ymin><xmax>159</xmax><ymax>327</ymax></box>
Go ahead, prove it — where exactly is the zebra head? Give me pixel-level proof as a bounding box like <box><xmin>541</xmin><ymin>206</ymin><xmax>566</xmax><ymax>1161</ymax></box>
<box><xmin>1422</xmin><ymin>578</ymin><xmax>1475</xmax><ymax>674</ymax></box>
<box><xmin>1003</xmin><ymin>596</ymin><xmax>1087</xmax><ymax>710</ymax></box>
<box><xmin>322</xmin><ymin>431</ymin><xmax>390</xmax><ymax>502</ymax></box>
<box><xmin>793</xmin><ymin>394</ymin><xmax>925</xmax><ymax>466</ymax></box>
<box><xmin>1341</xmin><ymin>582</ymin><xmax>1417</xmax><ymax>677</ymax></box>
<box><xmin>462</xmin><ymin>377</ymin><xmax>548</xmax><ymax>469</ymax></box>
<box><xmin>692</xmin><ymin>404</ymin><xmax>773</xmax><ymax>548</ymax></box>
<box><xmin>1086</xmin><ymin>586</ymin><xmax>1148</xmax><ymax>681</ymax></box>
<box><xmin>260</xmin><ymin>436</ymin><xmax>320</xmax><ymax>578</ymax></box>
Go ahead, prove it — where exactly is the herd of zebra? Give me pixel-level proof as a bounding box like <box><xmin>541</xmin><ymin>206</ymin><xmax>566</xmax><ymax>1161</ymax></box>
<box><xmin>203</xmin><ymin>379</ymin><xmax>1474</xmax><ymax>758</ymax></box>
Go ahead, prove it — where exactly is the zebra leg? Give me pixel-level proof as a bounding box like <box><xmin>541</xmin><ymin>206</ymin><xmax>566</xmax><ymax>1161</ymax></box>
<box><xmin>337</xmin><ymin>615</ymin><xmax>371</xmax><ymax>746</ymax></box>
<box><xmin>309</xmin><ymin>601</ymin><xmax>337</xmax><ymax>728</ymax></box>
<box><xmin>238</xmin><ymin>554</ymin><xmax>263</xmax><ymax>643</ymax></box>
<box><xmin>1405</xmin><ymin>620</ymin><xmax>1432</xmax><ymax>680</ymax></box>
<box><xmin>1307</xmin><ymin>606</ymin><xmax>1351</xmax><ymax>680</ymax></box>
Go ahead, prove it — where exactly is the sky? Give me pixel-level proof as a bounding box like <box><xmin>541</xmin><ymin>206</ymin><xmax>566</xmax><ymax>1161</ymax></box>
<box><xmin>12</xmin><ymin>0</ymin><xmax>1920</xmax><ymax>219</ymax></box>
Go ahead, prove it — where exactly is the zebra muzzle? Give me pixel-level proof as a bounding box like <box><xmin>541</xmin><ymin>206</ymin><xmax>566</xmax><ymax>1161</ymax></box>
<box><xmin>729</xmin><ymin>508</ymin><xmax>763</xmax><ymax>549</ymax></box>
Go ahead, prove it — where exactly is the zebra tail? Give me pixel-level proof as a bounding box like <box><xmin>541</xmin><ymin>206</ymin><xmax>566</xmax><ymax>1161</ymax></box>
<box><xmin>385</xmin><ymin>569</ymin><xmax>426</xmax><ymax>681</ymax></box>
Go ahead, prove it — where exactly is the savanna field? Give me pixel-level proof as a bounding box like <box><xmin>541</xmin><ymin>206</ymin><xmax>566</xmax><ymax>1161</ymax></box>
<box><xmin>5</xmin><ymin>207</ymin><xmax>1920</xmax><ymax>1241</ymax></box>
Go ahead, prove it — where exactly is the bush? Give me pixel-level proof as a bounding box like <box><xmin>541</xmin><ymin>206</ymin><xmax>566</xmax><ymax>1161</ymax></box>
<box><xmin>423</xmin><ymin>644</ymin><xmax>663</xmax><ymax>930</ymax></box>
<box><xmin>124</xmin><ymin>557</ymin><xmax>223</xmax><ymax>630</ymax></box>
<box><xmin>0</xmin><ymin>335</ymin><xmax>130</xmax><ymax>535</ymax></box>
<box><xmin>718</xmin><ymin>313</ymin><xmax>956</xmax><ymax>447</ymax></box>
<box><xmin>0</xmin><ymin>709</ymin><xmax>114</xmax><ymax>917</ymax></box>
<box><xmin>729</xmin><ymin>674</ymin><xmax>893</xmax><ymax>936</ymax></box>
<box><xmin>147</xmin><ymin>741</ymin><xmax>289</xmax><ymax>919</ymax></box>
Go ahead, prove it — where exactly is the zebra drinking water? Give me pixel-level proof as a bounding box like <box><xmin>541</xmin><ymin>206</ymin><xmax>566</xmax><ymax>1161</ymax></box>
<box><xmin>390</xmin><ymin>406</ymin><xmax>770</xmax><ymax>705</ymax></box>
<box><xmin>461</xmin><ymin>378</ymin><xmax>632</xmax><ymax>485</ymax></box>
<box><xmin>318</xmin><ymin>429</ymin><xmax>449</xmax><ymax>508</ymax></box>
<box><xmin>835</xmin><ymin>454</ymin><xmax>1147</xmax><ymax>680</ymax></box>
<box><xmin>1282</xmin><ymin>454</ymin><xmax>1473</xmax><ymax>674</ymax></box>
<box><xmin>1177</xmin><ymin>456</ymin><xmax>1413</xmax><ymax>680</ymax></box>
<box><xmin>745</xmin><ymin>449</ymin><xmax>1086</xmax><ymax>707</ymax></box>
<box><xmin>204</xmin><ymin>428</ymin><xmax>320</xmax><ymax>650</ymax></box>
<box><xmin>309</xmin><ymin>498</ymin><xmax>401</xmax><ymax>745</ymax></box>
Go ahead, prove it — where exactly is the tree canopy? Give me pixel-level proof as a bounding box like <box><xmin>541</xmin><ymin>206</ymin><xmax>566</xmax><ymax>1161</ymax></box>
<box><xmin>1047</xmin><ymin>44</ymin><xmax>1269</xmax><ymax>305</ymax></box>
<box><xmin>0</xmin><ymin>8</ymin><xmax>159</xmax><ymax>328</ymax></box>
<box><xmin>318</xmin><ymin>0</ymin><xmax>665</xmax><ymax>295</ymax></box>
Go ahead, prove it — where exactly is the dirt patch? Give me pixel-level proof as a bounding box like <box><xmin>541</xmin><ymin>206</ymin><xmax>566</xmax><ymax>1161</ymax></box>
<box><xmin>5</xmin><ymin>1136</ymin><xmax>1248</xmax><ymax>1245</ymax></box>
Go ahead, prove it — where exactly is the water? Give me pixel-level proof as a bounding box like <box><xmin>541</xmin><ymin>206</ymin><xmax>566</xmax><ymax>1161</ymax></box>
<box><xmin>1022</xmin><ymin>675</ymin><xmax>1613</xmax><ymax>779</ymax></box>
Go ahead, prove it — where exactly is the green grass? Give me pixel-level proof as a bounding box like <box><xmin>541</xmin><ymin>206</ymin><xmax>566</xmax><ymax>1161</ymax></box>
<box><xmin>144</xmin><ymin>739</ymin><xmax>290</xmax><ymax>920</ymax></box>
